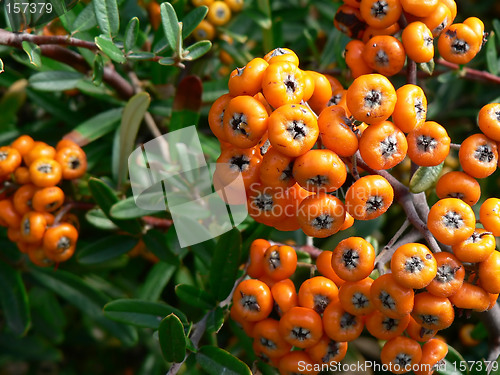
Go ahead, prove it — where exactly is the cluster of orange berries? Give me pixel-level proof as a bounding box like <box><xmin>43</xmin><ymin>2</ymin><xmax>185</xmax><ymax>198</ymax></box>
<box><xmin>231</xmin><ymin>237</ymin><xmax>499</xmax><ymax>374</ymax></box>
<box><xmin>0</xmin><ymin>135</ymin><xmax>87</xmax><ymax>266</ymax></box>
<box><xmin>192</xmin><ymin>0</ymin><xmax>244</xmax><ymax>41</ymax></box>
<box><xmin>335</xmin><ymin>0</ymin><xmax>485</xmax><ymax>74</ymax></box>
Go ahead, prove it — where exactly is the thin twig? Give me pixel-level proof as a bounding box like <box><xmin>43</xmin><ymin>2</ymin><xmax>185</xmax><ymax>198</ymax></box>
<box><xmin>436</xmin><ymin>58</ymin><xmax>500</xmax><ymax>85</ymax></box>
<box><xmin>407</xmin><ymin>58</ymin><xmax>417</xmax><ymax>86</ymax></box>
<box><xmin>351</xmin><ymin>152</ymin><xmax>360</xmax><ymax>180</ymax></box>
<box><xmin>450</xmin><ymin>143</ymin><xmax>461</xmax><ymax>150</ymax></box>
<box><xmin>375</xmin><ymin>228</ymin><xmax>423</xmax><ymax>275</ymax></box>
<box><xmin>0</xmin><ymin>28</ymin><xmax>97</xmax><ymax>50</ymax></box>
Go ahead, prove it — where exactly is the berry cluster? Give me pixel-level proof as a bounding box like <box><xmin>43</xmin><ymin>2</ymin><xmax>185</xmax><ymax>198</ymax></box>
<box><xmin>335</xmin><ymin>0</ymin><xmax>485</xmax><ymax>74</ymax></box>
<box><xmin>192</xmin><ymin>0</ymin><xmax>244</xmax><ymax>41</ymax></box>
<box><xmin>0</xmin><ymin>136</ymin><xmax>87</xmax><ymax>266</ymax></box>
<box><xmin>231</xmin><ymin>238</ymin><xmax>499</xmax><ymax>374</ymax></box>
<box><xmin>210</xmin><ymin>49</ymin><xmax>400</xmax><ymax>237</ymax></box>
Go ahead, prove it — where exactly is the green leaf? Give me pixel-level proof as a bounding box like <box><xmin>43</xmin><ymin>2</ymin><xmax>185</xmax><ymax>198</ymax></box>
<box><xmin>210</xmin><ymin>228</ymin><xmax>241</xmax><ymax>301</ymax></box>
<box><xmin>0</xmin><ymin>79</ymin><xmax>27</xmax><ymax>131</ymax></box>
<box><xmin>110</xmin><ymin>196</ymin><xmax>163</xmax><ymax>219</ymax></box>
<box><xmin>196</xmin><ymin>346</ymin><xmax>252</xmax><ymax>375</ymax></box>
<box><xmin>205</xmin><ymin>307</ymin><xmax>224</xmax><ymax>334</ymax></box>
<box><xmin>159</xmin><ymin>314</ymin><xmax>186</xmax><ymax>363</ymax></box>
<box><xmin>77</xmin><ymin>235</ymin><xmax>137</xmax><ymax>264</ymax></box>
<box><xmin>124</xmin><ymin>17</ymin><xmax>140</xmax><ymax>53</ymax></box>
<box><xmin>95</xmin><ymin>36</ymin><xmax>126</xmax><ymax>63</ymax></box>
<box><xmin>245</xmin><ymin>9</ymin><xmax>272</xmax><ymax>29</ymax></box>
<box><xmin>0</xmin><ymin>261</ymin><xmax>30</xmax><ymax>336</ymax></box>
<box><xmin>66</xmin><ymin>108</ymin><xmax>122</xmax><ymax>146</ymax></box>
<box><xmin>490</xmin><ymin>355</ymin><xmax>500</xmax><ymax>375</ymax></box>
<box><xmin>92</xmin><ymin>53</ymin><xmax>104</xmax><ymax>86</ymax></box>
<box><xmin>143</xmin><ymin>229</ymin><xmax>181</xmax><ymax>266</ymax></box>
<box><xmin>0</xmin><ymin>58</ymin><xmax>4</xmax><ymax>73</ymax></box>
<box><xmin>73</xmin><ymin>3</ymin><xmax>98</xmax><ymax>32</ymax></box>
<box><xmin>181</xmin><ymin>6</ymin><xmax>208</xmax><ymax>40</ymax></box>
<box><xmin>471</xmin><ymin>322</ymin><xmax>487</xmax><ymax>340</ymax></box>
<box><xmin>88</xmin><ymin>177</ymin><xmax>142</xmax><ymax>234</ymax></box>
<box><xmin>158</xmin><ymin>57</ymin><xmax>176</xmax><ymax>66</ymax></box>
<box><xmin>128</xmin><ymin>52</ymin><xmax>157</xmax><ymax>60</ymax></box>
<box><xmin>435</xmin><ymin>345</ymin><xmax>468</xmax><ymax>375</ymax></box>
<box><xmin>104</xmin><ymin>299</ymin><xmax>187</xmax><ymax>329</ymax></box>
<box><xmin>94</xmin><ymin>0</ymin><xmax>120</xmax><ymax>37</ymax></box>
<box><xmin>161</xmin><ymin>2</ymin><xmax>180</xmax><ymax>52</ymax></box>
<box><xmin>409</xmin><ymin>162</ymin><xmax>444</xmax><ymax>193</ymax></box>
<box><xmin>0</xmin><ymin>333</ymin><xmax>62</xmax><ymax>362</ymax></box>
<box><xmin>494</xmin><ymin>20</ymin><xmax>500</xmax><ymax>47</ymax></box>
<box><xmin>115</xmin><ymin>92</ymin><xmax>150</xmax><ymax>185</ymax></box>
<box><xmin>184</xmin><ymin>40</ymin><xmax>212</xmax><ymax>61</ymax></box>
<box><xmin>419</xmin><ymin>59</ymin><xmax>435</xmax><ymax>75</ymax></box>
<box><xmin>175</xmin><ymin>284</ymin><xmax>215</xmax><ymax>310</ymax></box>
<box><xmin>137</xmin><ymin>262</ymin><xmax>176</xmax><ymax>301</ymax></box>
<box><xmin>29</xmin><ymin>71</ymin><xmax>84</xmax><ymax>91</ymax></box>
<box><xmin>29</xmin><ymin>287</ymin><xmax>65</xmax><ymax>343</ymax></box>
<box><xmin>21</xmin><ymin>41</ymin><xmax>42</xmax><ymax>68</ymax></box>
<box><xmin>85</xmin><ymin>208</ymin><xmax>119</xmax><ymax>230</ymax></box>
<box><xmin>486</xmin><ymin>32</ymin><xmax>499</xmax><ymax>76</ymax></box>
<box><xmin>30</xmin><ymin>267</ymin><xmax>138</xmax><ymax>346</ymax></box>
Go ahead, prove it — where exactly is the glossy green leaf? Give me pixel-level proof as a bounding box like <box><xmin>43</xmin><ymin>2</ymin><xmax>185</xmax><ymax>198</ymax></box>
<box><xmin>66</xmin><ymin>108</ymin><xmax>122</xmax><ymax>146</ymax></box>
<box><xmin>94</xmin><ymin>0</ymin><xmax>119</xmax><ymax>37</ymax></box>
<box><xmin>0</xmin><ymin>261</ymin><xmax>30</xmax><ymax>336</ymax></box>
<box><xmin>95</xmin><ymin>36</ymin><xmax>126</xmax><ymax>63</ymax></box>
<box><xmin>159</xmin><ymin>314</ymin><xmax>186</xmax><ymax>363</ymax></box>
<box><xmin>93</xmin><ymin>53</ymin><xmax>104</xmax><ymax>86</ymax></box>
<box><xmin>184</xmin><ymin>40</ymin><xmax>212</xmax><ymax>61</ymax></box>
<box><xmin>30</xmin><ymin>267</ymin><xmax>138</xmax><ymax>346</ymax></box>
<box><xmin>73</xmin><ymin>2</ymin><xmax>98</xmax><ymax>32</ymax></box>
<box><xmin>486</xmin><ymin>32</ymin><xmax>499</xmax><ymax>76</ymax></box>
<box><xmin>143</xmin><ymin>229</ymin><xmax>181</xmax><ymax>265</ymax></box>
<box><xmin>182</xmin><ymin>6</ymin><xmax>208</xmax><ymax>40</ymax></box>
<box><xmin>137</xmin><ymin>262</ymin><xmax>176</xmax><ymax>301</ymax></box>
<box><xmin>115</xmin><ymin>92</ymin><xmax>150</xmax><ymax>185</ymax></box>
<box><xmin>110</xmin><ymin>196</ymin><xmax>163</xmax><ymax>219</ymax></box>
<box><xmin>21</xmin><ymin>41</ymin><xmax>42</xmax><ymax>68</ymax></box>
<box><xmin>175</xmin><ymin>284</ymin><xmax>215</xmax><ymax>310</ymax></box>
<box><xmin>128</xmin><ymin>52</ymin><xmax>157</xmax><ymax>60</ymax></box>
<box><xmin>409</xmin><ymin>162</ymin><xmax>444</xmax><ymax>193</ymax></box>
<box><xmin>29</xmin><ymin>71</ymin><xmax>84</xmax><ymax>91</ymax></box>
<box><xmin>104</xmin><ymin>299</ymin><xmax>187</xmax><ymax>329</ymax></box>
<box><xmin>124</xmin><ymin>17</ymin><xmax>139</xmax><ymax>52</ymax></box>
<box><xmin>88</xmin><ymin>177</ymin><xmax>142</xmax><ymax>234</ymax></box>
<box><xmin>210</xmin><ymin>228</ymin><xmax>241</xmax><ymax>301</ymax></box>
<box><xmin>205</xmin><ymin>307</ymin><xmax>224</xmax><ymax>334</ymax></box>
<box><xmin>85</xmin><ymin>208</ymin><xmax>119</xmax><ymax>230</ymax></box>
<box><xmin>196</xmin><ymin>346</ymin><xmax>252</xmax><ymax>375</ymax></box>
<box><xmin>77</xmin><ymin>235</ymin><xmax>137</xmax><ymax>264</ymax></box>
<box><xmin>161</xmin><ymin>2</ymin><xmax>180</xmax><ymax>52</ymax></box>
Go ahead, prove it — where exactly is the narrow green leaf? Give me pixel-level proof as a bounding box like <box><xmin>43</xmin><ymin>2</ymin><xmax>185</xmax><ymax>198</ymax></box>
<box><xmin>124</xmin><ymin>17</ymin><xmax>140</xmax><ymax>53</ymax></box>
<box><xmin>86</xmin><ymin>208</ymin><xmax>119</xmax><ymax>230</ymax></box>
<box><xmin>183</xmin><ymin>40</ymin><xmax>212</xmax><ymax>61</ymax></box>
<box><xmin>0</xmin><ymin>262</ymin><xmax>30</xmax><ymax>336</ymax></box>
<box><xmin>210</xmin><ymin>228</ymin><xmax>241</xmax><ymax>301</ymax></box>
<box><xmin>115</xmin><ymin>92</ymin><xmax>150</xmax><ymax>185</ymax></box>
<box><xmin>486</xmin><ymin>32</ymin><xmax>499</xmax><ymax>76</ymax></box>
<box><xmin>110</xmin><ymin>196</ymin><xmax>163</xmax><ymax>219</ymax></box>
<box><xmin>161</xmin><ymin>2</ymin><xmax>179</xmax><ymax>51</ymax></box>
<box><xmin>158</xmin><ymin>57</ymin><xmax>176</xmax><ymax>66</ymax></box>
<box><xmin>143</xmin><ymin>229</ymin><xmax>181</xmax><ymax>266</ymax></box>
<box><xmin>66</xmin><ymin>108</ymin><xmax>122</xmax><ymax>146</ymax></box>
<box><xmin>128</xmin><ymin>52</ymin><xmax>157</xmax><ymax>60</ymax></box>
<box><xmin>159</xmin><ymin>314</ymin><xmax>186</xmax><ymax>363</ymax></box>
<box><xmin>245</xmin><ymin>9</ymin><xmax>272</xmax><ymax>29</ymax></box>
<box><xmin>88</xmin><ymin>177</ymin><xmax>142</xmax><ymax>234</ymax></box>
<box><xmin>95</xmin><ymin>36</ymin><xmax>126</xmax><ymax>63</ymax></box>
<box><xmin>175</xmin><ymin>284</ymin><xmax>215</xmax><ymax>310</ymax></box>
<box><xmin>137</xmin><ymin>262</ymin><xmax>176</xmax><ymax>301</ymax></box>
<box><xmin>409</xmin><ymin>162</ymin><xmax>444</xmax><ymax>193</ymax></box>
<box><xmin>77</xmin><ymin>235</ymin><xmax>137</xmax><ymax>264</ymax></box>
<box><xmin>21</xmin><ymin>41</ymin><xmax>42</xmax><ymax>68</ymax></box>
<box><xmin>94</xmin><ymin>0</ymin><xmax>120</xmax><ymax>37</ymax></box>
<box><xmin>0</xmin><ymin>58</ymin><xmax>4</xmax><ymax>73</ymax></box>
<box><xmin>73</xmin><ymin>2</ymin><xmax>98</xmax><ymax>32</ymax></box>
<box><xmin>29</xmin><ymin>71</ymin><xmax>83</xmax><ymax>91</ymax></box>
<box><xmin>93</xmin><ymin>53</ymin><xmax>104</xmax><ymax>86</ymax></box>
<box><xmin>30</xmin><ymin>267</ymin><xmax>138</xmax><ymax>346</ymax></box>
<box><xmin>419</xmin><ymin>59</ymin><xmax>435</xmax><ymax>76</ymax></box>
<box><xmin>181</xmin><ymin>6</ymin><xmax>208</xmax><ymax>40</ymax></box>
<box><xmin>494</xmin><ymin>20</ymin><xmax>500</xmax><ymax>47</ymax></box>
<box><xmin>104</xmin><ymin>299</ymin><xmax>187</xmax><ymax>329</ymax></box>
<box><xmin>196</xmin><ymin>346</ymin><xmax>252</xmax><ymax>375</ymax></box>
<box><xmin>205</xmin><ymin>307</ymin><xmax>224</xmax><ymax>334</ymax></box>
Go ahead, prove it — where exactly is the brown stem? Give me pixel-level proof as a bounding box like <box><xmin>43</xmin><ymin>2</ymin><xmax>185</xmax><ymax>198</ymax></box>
<box><xmin>0</xmin><ymin>28</ymin><xmax>97</xmax><ymax>50</ymax></box>
<box><xmin>436</xmin><ymin>58</ymin><xmax>500</xmax><ymax>85</ymax></box>
<box><xmin>407</xmin><ymin>58</ymin><xmax>417</xmax><ymax>86</ymax></box>
<box><xmin>375</xmin><ymin>228</ymin><xmax>423</xmax><ymax>274</ymax></box>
